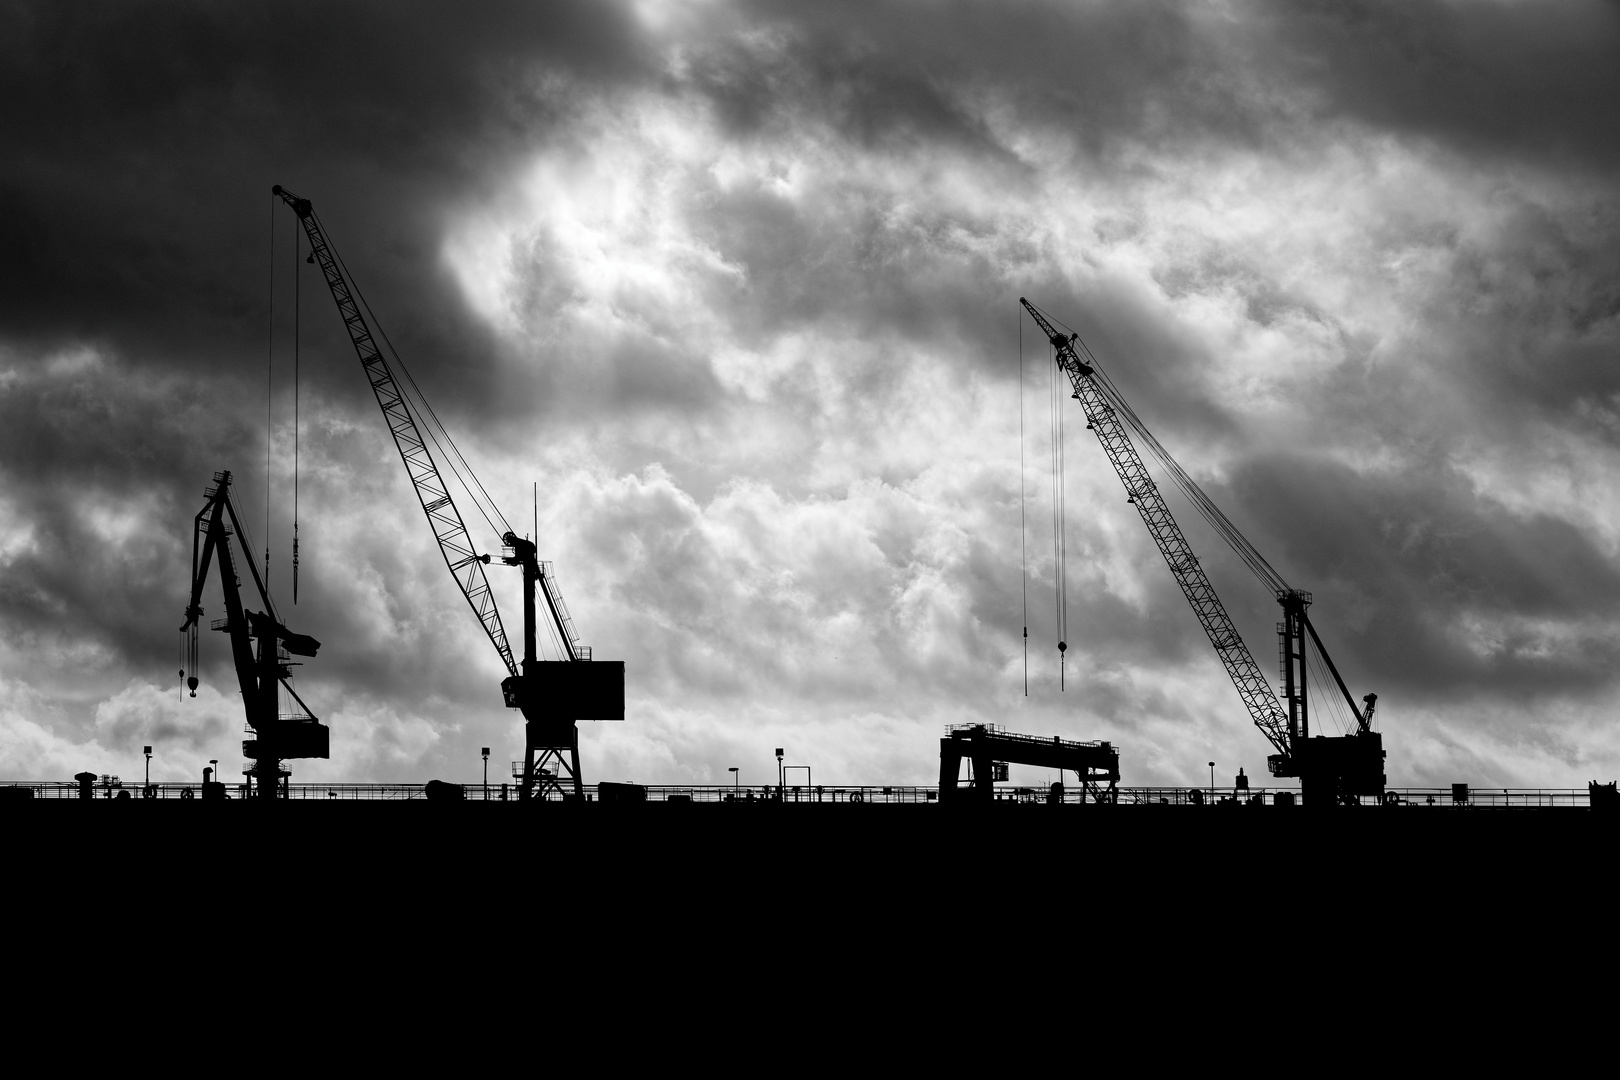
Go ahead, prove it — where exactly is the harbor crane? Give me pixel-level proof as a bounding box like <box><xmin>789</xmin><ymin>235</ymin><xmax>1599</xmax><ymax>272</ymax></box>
<box><xmin>1021</xmin><ymin>298</ymin><xmax>1384</xmax><ymax>806</ymax></box>
<box><xmin>181</xmin><ymin>470</ymin><xmax>328</xmax><ymax>799</ymax></box>
<box><xmin>272</xmin><ymin>185</ymin><xmax>623</xmax><ymax>800</ymax></box>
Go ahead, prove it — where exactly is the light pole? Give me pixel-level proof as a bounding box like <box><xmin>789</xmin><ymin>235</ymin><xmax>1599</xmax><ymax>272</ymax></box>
<box><xmin>482</xmin><ymin>747</ymin><xmax>490</xmax><ymax>801</ymax></box>
<box><xmin>775</xmin><ymin>747</ymin><xmax>784</xmax><ymax>801</ymax></box>
<box><xmin>144</xmin><ymin>745</ymin><xmax>152</xmax><ymax>792</ymax></box>
<box><xmin>728</xmin><ymin>766</ymin><xmax>738</xmax><ymax>798</ymax></box>
<box><xmin>1208</xmin><ymin>761</ymin><xmax>1215</xmax><ymax>804</ymax></box>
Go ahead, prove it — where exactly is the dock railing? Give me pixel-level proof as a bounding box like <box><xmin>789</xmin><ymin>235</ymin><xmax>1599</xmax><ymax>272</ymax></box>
<box><xmin>0</xmin><ymin>781</ymin><xmax>1600</xmax><ymax>806</ymax></box>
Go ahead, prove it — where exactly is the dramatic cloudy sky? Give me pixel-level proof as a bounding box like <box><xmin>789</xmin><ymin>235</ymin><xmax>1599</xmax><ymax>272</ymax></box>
<box><xmin>3</xmin><ymin>0</ymin><xmax>1619</xmax><ymax>791</ymax></box>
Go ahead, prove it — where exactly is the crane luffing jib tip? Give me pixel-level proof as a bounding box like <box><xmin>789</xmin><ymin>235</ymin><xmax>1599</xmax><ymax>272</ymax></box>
<box><xmin>1020</xmin><ymin>299</ymin><xmax>1091</xmax><ymax>372</ymax></box>
<box><xmin>271</xmin><ymin>184</ymin><xmax>312</xmax><ymax>218</ymax></box>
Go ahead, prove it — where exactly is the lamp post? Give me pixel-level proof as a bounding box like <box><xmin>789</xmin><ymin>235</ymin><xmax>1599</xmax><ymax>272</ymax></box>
<box><xmin>775</xmin><ymin>747</ymin><xmax>784</xmax><ymax>801</ymax></box>
<box><xmin>144</xmin><ymin>745</ymin><xmax>152</xmax><ymax>791</ymax></box>
<box><xmin>728</xmin><ymin>767</ymin><xmax>738</xmax><ymax>798</ymax></box>
<box><xmin>1208</xmin><ymin>761</ymin><xmax>1215</xmax><ymax>804</ymax></box>
<box><xmin>482</xmin><ymin>747</ymin><xmax>490</xmax><ymax>801</ymax></box>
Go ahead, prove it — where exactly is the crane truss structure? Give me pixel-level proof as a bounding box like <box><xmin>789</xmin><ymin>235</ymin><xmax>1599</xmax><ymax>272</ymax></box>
<box><xmin>272</xmin><ymin>186</ymin><xmax>516</xmax><ymax>681</ymax></box>
<box><xmin>1020</xmin><ymin>300</ymin><xmax>1295</xmax><ymax>772</ymax></box>
<box><xmin>274</xmin><ymin>185</ymin><xmax>624</xmax><ymax>801</ymax></box>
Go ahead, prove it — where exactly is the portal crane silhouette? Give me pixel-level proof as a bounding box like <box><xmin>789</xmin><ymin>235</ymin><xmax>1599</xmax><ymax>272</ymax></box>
<box><xmin>272</xmin><ymin>186</ymin><xmax>622</xmax><ymax>800</ymax></box>
<box><xmin>181</xmin><ymin>470</ymin><xmax>328</xmax><ymax>798</ymax></box>
<box><xmin>1020</xmin><ymin>298</ymin><xmax>1384</xmax><ymax>806</ymax></box>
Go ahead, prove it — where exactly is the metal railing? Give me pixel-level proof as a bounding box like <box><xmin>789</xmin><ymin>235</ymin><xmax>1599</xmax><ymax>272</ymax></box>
<box><xmin>1</xmin><ymin>781</ymin><xmax>1602</xmax><ymax>806</ymax></box>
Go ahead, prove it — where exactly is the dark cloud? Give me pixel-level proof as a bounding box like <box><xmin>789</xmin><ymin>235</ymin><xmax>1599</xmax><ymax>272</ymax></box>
<box><xmin>0</xmin><ymin>0</ymin><xmax>647</xmax><ymax>387</ymax></box>
<box><xmin>1266</xmin><ymin>0</ymin><xmax>1620</xmax><ymax>170</ymax></box>
<box><xmin>4</xmin><ymin>0</ymin><xmax>1620</xmax><ymax>787</ymax></box>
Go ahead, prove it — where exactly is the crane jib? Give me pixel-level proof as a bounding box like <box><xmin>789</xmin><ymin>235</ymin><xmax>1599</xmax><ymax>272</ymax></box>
<box><xmin>273</xmin><ymin>186</ymin><xmax>518</xmax><ymax>680</ymax></box>
<box><xmin>1019</xmin><ymin>298</ymin><xmax>1293</xmax><ymax>766</ymax></box>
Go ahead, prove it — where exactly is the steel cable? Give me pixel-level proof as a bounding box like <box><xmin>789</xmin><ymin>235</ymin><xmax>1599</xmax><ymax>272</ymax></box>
<box><xmin>316</xmin><ymin>212</ymin><xmax>513</xmax><ymax>543</ymax></box>
<box><xmin>1027</xmin><ymin>301</ymin><xmax>1290</xmax><ymax>598</ymax></box>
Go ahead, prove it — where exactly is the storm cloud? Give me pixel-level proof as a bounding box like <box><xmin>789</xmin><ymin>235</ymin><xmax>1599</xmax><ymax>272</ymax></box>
<box><xmin>3</xmin><ymin>0</ymin><xmax>1619</xmax><ymax>790</ymax></box>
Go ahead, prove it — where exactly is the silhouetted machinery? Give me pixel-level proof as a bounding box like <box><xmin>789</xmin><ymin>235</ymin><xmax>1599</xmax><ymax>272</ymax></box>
<box><xmin>1021</xmin><ymin>299</ymin><xmax>1385</xmax><ymax>807</ymax></box>
<box><xmin>939</xmin><ymin>724</ymin><xmax>1119</xmax><ymax>804</ymax></box>
<box><xmin>272</xmin><ymin>185</ymin><xmax>623</xmax><ymax>800</ymax></box>
<box><xmin>181</xmin><ymin>471</ymin><xmax>328</xmax><ymax>799</ymax></box>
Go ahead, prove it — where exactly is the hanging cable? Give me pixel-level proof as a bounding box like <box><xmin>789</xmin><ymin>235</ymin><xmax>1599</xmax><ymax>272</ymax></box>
<box><xmin>293</xmin><ymin>218</ymin><xmax>301</xmax><ymax>604</ymax></box>
<box><xmin>1304</xmin><ymin>637</ymin><xmax>1351</xmax><ymax>736</ymax></box>
<box><xmin>1019</xmin><ymin>306</ymin><xmax>1028</xmax><ymax>696</ymax></box>
<box><xmin>1304</xmin><ymin>630</ymin><xmax>1354</xmax><ymax>736</ymax></box>
<box><xmin>1030</xmin><ymin>301</ymin><xmax>1291</xmax><ymax>597</ymax></box>
<box><xmin>317</xmin><ymin>211</ymin><xmax>513</xmax><ymax>541</ymax></box>
<box><xmin>1049</xmin><ymin>341</ymin><xmax>1068</xmax><ymax>689</ymax></box>
<box><xmin>266</xmin><ymin>194</ymin><xmax>275</xmax><ymax>590</ymax></box>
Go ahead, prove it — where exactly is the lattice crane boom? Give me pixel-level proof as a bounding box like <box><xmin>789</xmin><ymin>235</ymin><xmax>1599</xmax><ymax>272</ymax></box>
<box><xmin>272</xmin><ymin>186</ymin><xmax>517</xmax><ymax>679</ymax></box>
<box><xmin>1020</xmin><ymin>298</ymin><xmax>1294</xmax><ymax>768</ymax></box>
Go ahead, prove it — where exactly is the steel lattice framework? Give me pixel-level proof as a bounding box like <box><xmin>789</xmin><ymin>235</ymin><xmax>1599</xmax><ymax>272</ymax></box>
<box><xmin>274</xmin><ymin>186</ymin><xmax>517</xmax><ymax>679</ymax></box>
<box><xmin>1021</xmin><ymin>300</ymin><xmax>1293</xmax><ymax>768</ymax></box>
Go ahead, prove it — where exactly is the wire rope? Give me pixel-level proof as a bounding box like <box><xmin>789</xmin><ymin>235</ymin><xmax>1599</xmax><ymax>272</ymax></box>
<box><xmin>320</xmin><ymin>213</ymin><xmax>508</xmax><ymax>537</ymax></box>
<box><xmin>1304</xmin><ymin>638</ymin><xmax>1351</xmax><ymax>736</ymax></box>
<box><xmin>293</xmin><ymin>215</ymin><xmax>301</xmax><ymax>604</ymax></box>
<box><xmin>266</xmin><ymin>194</ymin><xmax>275</xmax><ymax>590</ymax></box>
<box><xmin>1019</xmin><ymin>305</ymin><xmax>1028</xmax><ymax>696</ymax></box>
<box><xmin>1026</xmin><ymin>301</ymin><xmax>1289</xmax><ymax>597</ymax></box>
<box><xmin>318</xmin><ymin>212</ymin><xmax>513</xmax><ymax>542</ymax></box>
<box><xmin>1049</xmin><ymin>340</ymin><xmax>1068</xmax><ymax>689</ymax></box>
<box><xmin>1067</xmin><ymin>333</ymin><xmax>1286</xmax><ymax>591</ymax></box>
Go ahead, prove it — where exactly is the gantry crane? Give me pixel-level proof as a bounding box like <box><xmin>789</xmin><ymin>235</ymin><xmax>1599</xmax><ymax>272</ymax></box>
<box><xmin>1020</xmin><ymin>298</ymin><xmax>1384</xmax><ymax>806</ymax></box>
<box><xmin>272</xmin><ymin>186</ymin><xmax>623</xmax><ymax>800</ymax></box>
<box><xmin>181</xmin><ymin>470</ymin><xmax>328</xmax><ymax>798</ymax></box>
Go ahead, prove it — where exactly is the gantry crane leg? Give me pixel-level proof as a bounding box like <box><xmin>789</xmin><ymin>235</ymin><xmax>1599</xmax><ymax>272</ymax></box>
<box><xmin>519</xmin><ymin>722</ymin><xmax>583</xmax><ymax>801</ymax></box>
